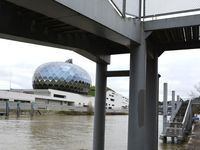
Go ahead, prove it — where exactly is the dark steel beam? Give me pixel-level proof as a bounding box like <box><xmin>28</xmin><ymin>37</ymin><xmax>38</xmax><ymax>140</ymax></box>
<box><xmin>144</xmin><ymin>14</ymin><xmax>200</xmax><ymax>31</ymax></box>
<box><xmin>106</xmin><ymin>70</ymin><xmax>129</xmax><ymax>77</ymax></box>
<box><xmin>158</xmin><ymin>41</ymin><xmax>200</xmax><ymax>51</ymax></box>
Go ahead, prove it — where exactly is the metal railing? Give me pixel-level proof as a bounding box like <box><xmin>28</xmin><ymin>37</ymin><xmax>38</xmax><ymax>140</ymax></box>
<box><xmin>109</xmin><ymin>0</ymin><xmax>200</xmax><ymax>20</ymax></box>
<box><xmin>108</xmin><ymin>0</ymin><xmax>140</xmax><ymax>18</ymax></box>
<box><xmin>144</xmin><ymin>0</ymin><xmax>200</xmax><ymax>20</ymax></box>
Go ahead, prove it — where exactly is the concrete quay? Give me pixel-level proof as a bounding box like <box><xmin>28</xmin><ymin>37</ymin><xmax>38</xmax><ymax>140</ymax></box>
<box><xmin>185</xmin><ymin>121</ymin><xmax>200</xmax><ymax>150</ymax></box>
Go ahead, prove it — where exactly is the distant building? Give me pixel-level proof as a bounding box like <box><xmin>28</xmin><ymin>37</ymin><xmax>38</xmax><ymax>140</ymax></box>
<box><xmin>0</xmin><ymin>60</ymin><xmax>128</xmax><ymax>113</ymax></box>
<box><xmin>33</xmin><ymin>60</ymin><xmax>91</xmax><ymax>94</ymax></box>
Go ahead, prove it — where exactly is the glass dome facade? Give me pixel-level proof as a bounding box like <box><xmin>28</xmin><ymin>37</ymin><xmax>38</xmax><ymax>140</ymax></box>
<box><xmin>32</xmin><ymin>62</ymin><xmax>92</xmax><ymax>94</ymax></box>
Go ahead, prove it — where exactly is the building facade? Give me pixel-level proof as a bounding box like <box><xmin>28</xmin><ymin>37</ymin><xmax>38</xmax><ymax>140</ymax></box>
<box><xmin>0</xmin><ymin>60</ymin><xmax>128</xmax><ymax>113</ymax></box>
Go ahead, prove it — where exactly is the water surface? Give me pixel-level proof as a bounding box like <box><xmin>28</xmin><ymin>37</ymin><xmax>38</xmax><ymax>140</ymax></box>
<box><xmin>0</xmin><ymin>115</ymin><xmax>185</xmax><ymax>150</ymax></box>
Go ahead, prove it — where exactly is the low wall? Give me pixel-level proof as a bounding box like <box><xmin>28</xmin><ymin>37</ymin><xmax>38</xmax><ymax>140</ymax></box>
<box><xmin>0</xmin><ymin>101</ymin><xmax>127</xmax><ymax>115</ymax></box>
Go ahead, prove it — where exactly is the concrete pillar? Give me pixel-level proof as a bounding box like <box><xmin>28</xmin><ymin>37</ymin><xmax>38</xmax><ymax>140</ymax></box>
<box><xmin>128</xmin><ymin>33</ymin><xmax>147</xmax><ymax>150</ymax></box>
<box><xmin>177</xmin><ymin>95</ymin><xmax>180</xmax><ymax>101</ymax></box>
<box><xmin>93</xmin><ymin>62</ymin><xmax>107</xmax><ymax>150</ymax></box>
<box><xmin>176</xmin><ymin>95</ymin><xmax>180</xmax><ymax>108</ymax></box>
<box><xmin>16</xmin><ymin>102</ymin><xmax>20</xmax><ymax>117</ymax></box>
<box><xmin>172</xmin><ymin>91</ymin><xmax>175</xmax><ymax>116</ymax></box>
<box><xmin>5</xmin><ymin>101</ymin><xmax>9</xmax><ymax>117</ymax></box>
<box><xmin>163</xmin><ymin>83</ymin><xmax>168</xmax><ymax>134</ymax></box>
<box><xmin>145</xmin><ymin>56</ymin><xmax>158</xmax><ymax>150</ymax></box>
<box><xmin>30</xmin><ymin>102</ymin><xmax>34</xmax><ymax>117</ymax></box>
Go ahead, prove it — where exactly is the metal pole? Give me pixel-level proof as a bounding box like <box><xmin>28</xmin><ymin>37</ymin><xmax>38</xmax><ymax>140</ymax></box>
<box><xmin>93</xmin><ymin>63</ymin><xmax>107</xmax><ymax>150</ymax></box>
<box><xmin>139</xmin><ymin>0</ymin><xmax>142</xmax><ymax>19</ymax></box>
<box><xmin>172</xmin><ymin>91</ymin><xmax>175</xmax><ymax>117</ymax></box>
<box><xmin>163</xmin><ymin>83</ymin><xmax>168</xmax><ymax>135</ymax></box>
<box><xmin>128</xmin><ymin>31</ymin><xmax>147</xmax><ymax>150</ymax></box>
<box><xmin>143</xmin><ymin>0</ymin><xmax>146</xmax><ymax>20</ymax></box>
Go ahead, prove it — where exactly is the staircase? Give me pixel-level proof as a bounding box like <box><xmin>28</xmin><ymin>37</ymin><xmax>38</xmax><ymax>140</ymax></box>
<box><xmin>173</xmin><ymin>101</ymin><xmax>188</xmax><ymax>122</ymax></box>
<box><xmin>161</xmin><ymin>100</ymin><xmax>193</xmax><ymax>142</ymax></box>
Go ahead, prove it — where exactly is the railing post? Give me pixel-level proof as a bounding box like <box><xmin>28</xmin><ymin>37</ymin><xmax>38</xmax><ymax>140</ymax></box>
<box><xmin>122</xmin><ymin>0</ymin><xmax>126</xmax><ymax>17</ymax></box>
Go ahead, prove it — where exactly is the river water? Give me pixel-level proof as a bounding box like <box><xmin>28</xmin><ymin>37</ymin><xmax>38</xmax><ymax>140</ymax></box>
<box><xmin>0</xmin><ymin>115</ymin><xmax>185</xmax><ymax>150</ymax></box>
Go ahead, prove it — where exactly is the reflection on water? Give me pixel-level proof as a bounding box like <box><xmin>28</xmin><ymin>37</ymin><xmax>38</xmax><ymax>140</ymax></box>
<box><xmin>0</xmin><ymin>115</ymin><xmax>185</xmax><ymax>150</ymax></box>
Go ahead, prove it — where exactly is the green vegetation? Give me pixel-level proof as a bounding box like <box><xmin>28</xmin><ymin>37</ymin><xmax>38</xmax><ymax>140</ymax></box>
<box><xmin>88</xmin><ymin>86</ymin><xmax>95</xmax><ymax>96</ymax></box>
<box><xmin>88</xmin><ymin>86</ymin><xmax>115</xmax><ymax>96</ymax></box>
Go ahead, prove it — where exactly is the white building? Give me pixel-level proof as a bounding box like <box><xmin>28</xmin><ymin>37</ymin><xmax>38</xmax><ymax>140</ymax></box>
<box><xmin>0</xmin><ymin>89</ymin><xmax>128</xmax><ymax>113</ymax></box>
<box><xmin>0</xmin><ymin>61</ymin><xmax>128</xmax><ymax>114</ymax></box>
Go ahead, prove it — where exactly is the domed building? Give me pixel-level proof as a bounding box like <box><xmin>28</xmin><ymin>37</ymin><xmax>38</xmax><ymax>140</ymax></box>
<box><xmin>0</xmin><ymin>59</ymin><xmax>128</xmax><ymax>114</ymax></box>
<box><xmin>32</xmin><ymin>60</ymin><xmax>92</xmax><ymax>94</ymax></box>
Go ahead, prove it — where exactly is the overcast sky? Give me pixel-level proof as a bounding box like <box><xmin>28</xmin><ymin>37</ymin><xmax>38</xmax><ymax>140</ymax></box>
<box><xmin>0</xmin><ymin>38</ymin><xmax>200</xmax><ymax>101</ymax></box>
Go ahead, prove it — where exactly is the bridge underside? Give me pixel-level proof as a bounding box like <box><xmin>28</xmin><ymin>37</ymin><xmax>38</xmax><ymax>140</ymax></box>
<box><xmin>148</xmin><ymin>26</ymin><xmax>200</xmax><ymax>55</ymax></box>
<box><xmin>0</xmin><ymin>0</ymin><xmax>136</xmax><ymax>63</ymax></box>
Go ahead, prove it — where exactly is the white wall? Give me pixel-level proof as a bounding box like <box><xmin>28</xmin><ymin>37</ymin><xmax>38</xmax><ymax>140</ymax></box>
<box><xmin>0</xmin><ymin>91</ymin><xmax>35</xmax><ymax>102</ymax></box>
<box><xmin>106</xmin><ymin>90</ymin><xmax>128</xmax><ymax>110</ymax></box>
<box><xmin>0</xmin><ymin>89</ymin><xmax>128</xmax><ymax>112</ymax></box>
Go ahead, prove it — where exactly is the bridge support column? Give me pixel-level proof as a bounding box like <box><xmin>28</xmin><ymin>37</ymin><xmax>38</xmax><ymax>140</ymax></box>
<box><xmin>93</xmin><ymin>62</ymin><xmax>107</xmax><ymax>150</ymax></box>
<box><xmin>128</xmin><ymin>33</ymin><xmax>147</xmax><ymax>150</ymax></box>
<box><xmin>145</xmin><ymin>55</ymin><xmax>158</xmax><ymax>150</ymax></box>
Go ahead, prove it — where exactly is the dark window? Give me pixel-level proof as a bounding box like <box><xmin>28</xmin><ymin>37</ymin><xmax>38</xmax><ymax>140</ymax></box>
<box><xmin>110</xmin><ymin>98</ymin><xmax>115</xmax><ymax>101</ymax></box>
<box><xmin>68</xmin><ymin>102</ymin><xmax>74</xmax><ymax>106</ymax></box>
<box><xmin>53</xmin><ymin>94</ymin><xmax>66</xmax><ymax>98</ymax></box>
<box><xmin>108</xmin><ymin>107</ymin><xmax>112</xmax><ymax>109</ymax></box>
<box><xmin>109</xmin><ymin>94</ymin><xmax>114</xmax><ymax>97</ymax></box>
<box><xmin>0</xmin><ymin>99</ymin><xmax>8</xmax><ymax>102</ymax></box>
<box><xmin>14</xmin><ymin>100</ymin><xmax>30</xmax><ymax>103</ymax></box>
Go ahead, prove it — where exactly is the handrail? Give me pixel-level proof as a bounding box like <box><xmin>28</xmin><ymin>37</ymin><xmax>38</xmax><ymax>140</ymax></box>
<box><xmin>182</xmin><ymin>100</ymin><xmax>192</xmax><ymax>125</ymax></box>
<box><xmin>180</xmin><ymin>100</ymin><xmax>192</xmax><ymax>137</ymax></box>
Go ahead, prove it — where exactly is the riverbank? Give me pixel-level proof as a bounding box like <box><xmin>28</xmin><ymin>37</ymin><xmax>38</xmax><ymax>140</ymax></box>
<box><xmin>0</xmin><ymin>109</ymin><xmax>128</xmax><ymax>117</ymax></box>
<box><xmin>185</xmin><ymin>120</ymin><xmax>200</xmax><ymax>149</ymax></box>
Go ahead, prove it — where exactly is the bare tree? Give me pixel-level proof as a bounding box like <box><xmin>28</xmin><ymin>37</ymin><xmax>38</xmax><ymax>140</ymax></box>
<box><xmin>194</xmin><ymin>82</ymin><xmax>200</xmax><ymax>94</ymax></box>
<box><xmin>189</xmin><ymin>82</ymin><xmax>200</xmax><ymax>99</ymax></box>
